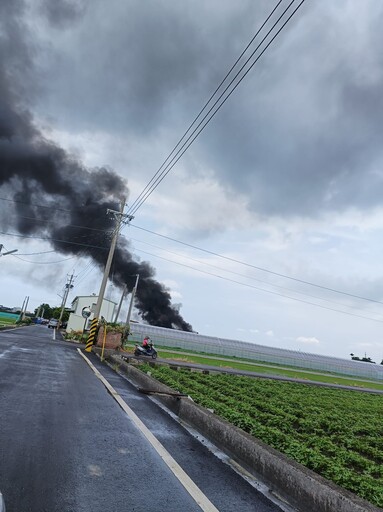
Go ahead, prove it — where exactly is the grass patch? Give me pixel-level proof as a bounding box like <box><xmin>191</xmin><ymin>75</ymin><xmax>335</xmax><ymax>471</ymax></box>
<box><xmin>0</xmin><ymin>312</ymin><xmax>19</xmax><ymax>326</ymax></box>
<box><xmin>0</xmin><ymin>318</ymin><xmax>17</xmax><ymax>326</ymax></box>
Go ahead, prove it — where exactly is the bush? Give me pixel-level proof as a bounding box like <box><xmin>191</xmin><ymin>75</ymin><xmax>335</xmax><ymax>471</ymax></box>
<box><xmin>65</xmin><ymin>330</ymin><xmax>87</xmax><ymax>342</ymax></box>
<box><xmin>16</xmin><ymin>317</ymin><xmax>32</xmax><ymax>325</ymax></box>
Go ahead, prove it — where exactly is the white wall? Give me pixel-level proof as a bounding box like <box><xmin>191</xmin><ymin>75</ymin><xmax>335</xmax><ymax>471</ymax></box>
<box><xmin>98</xmin><ymin>300</ymin><xmax>116</xmax><ymax>323</ymax></box>
<box><xmin>73</xmin><ymin>296</ymin><xmax>116</xmax><ymax>322</ymax></box>
<box><xmin>66</xmin><ymin>313</ymin><xmax>89</xmax><ymax>333</ymax></box>
<box><xmin>66</xmin><ymin>296</ymin><xmax>116</xmax><ymax>333</ymax></box>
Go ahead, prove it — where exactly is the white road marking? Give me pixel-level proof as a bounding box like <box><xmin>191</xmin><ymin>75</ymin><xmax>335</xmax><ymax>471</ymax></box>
<box><xmin>78</xmin><ymin>348</ymin><xmax>219</xmax><ymax>512</ymax></box>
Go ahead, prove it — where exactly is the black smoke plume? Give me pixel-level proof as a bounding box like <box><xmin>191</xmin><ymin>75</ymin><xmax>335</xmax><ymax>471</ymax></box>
<box><xmin>0</xmin><ymin>0</ymin><xmax>192</xmax><ymax>331</ymax></box>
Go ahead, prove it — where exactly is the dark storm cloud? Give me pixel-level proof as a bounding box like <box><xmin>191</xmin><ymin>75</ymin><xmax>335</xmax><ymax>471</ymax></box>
<box><xmin>33</xmin><ymin>0</ymin><xmax>262</xmax><ymax>133</ymax></box>
<box><xmin>186</xmin><ymin>1</ymin><xmax>383</xmax><ymax>217</ymax></box>
<box><xmin>0</xmin><ymin>0</ymin><xmax>192</xmax><ymax>330</ymax></box>
<box><xmin>40</xmin><ymin>0</ymin><xmax>86</xmax><ymax>28</ymax></box>
<box><xmin>31</xmin><ymin>0</ymin><xmax>383</xmax><ymax>219</ymax></box>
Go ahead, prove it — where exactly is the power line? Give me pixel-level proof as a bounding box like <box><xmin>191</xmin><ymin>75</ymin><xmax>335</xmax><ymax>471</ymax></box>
<box><xmin>4</xmin><ymin>213</ymin><xmax>113</xmax><ymax>234</ymax></box>
<box><xmin>127</xmin><ymin>0</ymin><xmax>284</xmax><ymax>215</ymax></box>
<box><xmin>11</xmin><ymin>254</ymin><xmax>76</xmax><ymax>264</ymax></box>
<box><xmin>0</xmin><ymin>230</ymin><xmax>109</xmax><ymax>250</ymax></box>
<box><xmin>0</xmin><ymin>196</ymin><xmax>74</xmax><ymax>212</ymax></box>
<box><xmin>129</xmin><ymin>224</ymin><xmax>383</xmax><ymax>306</ymax></box>
<box><xmin>127</xmin><ymin>0</ymin><xmax>292</xmax><ymax>215</ymax></box>
<box><xmin>135</xmin><ymin>248</ymin><xmax>383</xmax><ymax>324</ymax></box>
<box><xmin>14</xmin><ymin>250</ymin><xmax>56</xmax><ymax>256</ymax></box>
<box><xmin>75</xmin><ymin>263</ymin><xmax>99</xmax><ymax>286</ymax></box>
<box><xmin>0</xmin><ymin>196</ymin><xmax>105</xmax><ymax>213</ymax></box>
<box><xmin>127</xmin><ymin>0</ymin><xmax>307</xmax><ymax>216</ymax></box>
<box><xmin>127</xmin><ymin>236</ymin><xmax>382</xmax><ymax>313</ymax></box>
<box><xmin>76</xmin><ymin>259</ymin><xmax>96</xmax><ymax>279</ymax></box>
<box><xmin>1</xmin><ymin>244</ymin><xmax>75</xmax><ymax>264</ymax></box>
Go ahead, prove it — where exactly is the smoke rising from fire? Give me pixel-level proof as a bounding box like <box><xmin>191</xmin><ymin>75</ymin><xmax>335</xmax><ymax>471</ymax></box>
<box><xmin>0</xmin><ymin>0</ymin><xmax>192</xmax><ymax>331</ymax></box>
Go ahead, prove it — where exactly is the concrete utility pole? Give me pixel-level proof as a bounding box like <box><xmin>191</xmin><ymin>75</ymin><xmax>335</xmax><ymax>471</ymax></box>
<box><xmin>22</xmin><ymin>296</ymin><xmax>29</xmax><ymax>321</ymax></box>
<box><xmin>124</xmin><ymin>274</ymin><xmax>139</xmax><ymax>339</ymax></box>
<box><xmin>113</xmin><ymin>284</ymin><xmax>127</xmax><ymax>323</ymax></box>
<box><xmin>57</xmin><ymin>273</ymin><xmax>75</xmax><ymax>329</ymax></box>
<box><xmin>17</xmin><ymin>296</ymin><xmax>27</xmax><ymax>323</ymax></box>
<box><xmin>17</xmin><ymin>296</ymin><xmax>28</xmax><ymax>322</ymax></box>
<box><xmin>85</xmin><ymin>199</ymin><xmax>133</xmax><ymax>352</ymax></box>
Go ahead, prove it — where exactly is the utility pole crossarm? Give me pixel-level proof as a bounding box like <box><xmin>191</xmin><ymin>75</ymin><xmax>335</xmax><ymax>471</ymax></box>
<box><xmin>0</xmin><ymin>243</ymin><xmax>18</xmax><ymax>257</ymax></box>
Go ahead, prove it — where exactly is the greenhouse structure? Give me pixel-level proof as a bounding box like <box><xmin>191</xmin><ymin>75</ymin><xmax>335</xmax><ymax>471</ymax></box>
<box><xmin>129</xmin><ymin>322</ymin><xmax>383</xmax><ymax>381</ymax></box>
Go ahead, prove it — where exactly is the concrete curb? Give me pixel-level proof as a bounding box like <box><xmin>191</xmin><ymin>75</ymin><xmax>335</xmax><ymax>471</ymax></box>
<box><xmin>106</xmin><ymin>353</ymin><xmax>381</xmax><ymax>512</ymax></box>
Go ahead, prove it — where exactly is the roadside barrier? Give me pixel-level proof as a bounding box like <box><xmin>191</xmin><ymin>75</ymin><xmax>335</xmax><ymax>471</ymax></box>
<box><xmin>85</xmin><ymin>318</ymin><xmax>98</xmax><ymax>352</ymax></box>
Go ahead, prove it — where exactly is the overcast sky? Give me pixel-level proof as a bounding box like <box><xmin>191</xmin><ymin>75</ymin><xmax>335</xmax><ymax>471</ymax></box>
<box><xmin>1</xmin><ymin>0</ymin><xmax>383</xmax><ymax>362</ymax></box>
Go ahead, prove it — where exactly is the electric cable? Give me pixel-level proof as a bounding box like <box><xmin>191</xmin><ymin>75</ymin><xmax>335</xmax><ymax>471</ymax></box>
<box><xmin>127</xmin><ymin>236</ymin><xmax>382</xmax><ymax>313</ymax></box>
<box><xmin>14</xmin><ymin>250</ymin><xmax>56</xmax><ymax>256</ymax></box>
<box><xmin>0</xmin><ymin>230</ymin><xmax>110</xmax><ymax>250</ymax></box>
<box><xmin>75</xmin><ymin>262</ymin><xmax>99</xmax><ymax>287</ymax></box>
<box><xmin>75</xmin><ymin>260</ymin><xmax>96</xmax><ymax>279</ymax></box>
<box><xmin>135</xmin><ymin>248</ymin><xmax>383</xmax><ymax>324</ymax></box>
<box><xmin>127</xmin><ymin>0</ymin><xmax>284</xmax><ymax>215</ymax></box>
<box><xmin>1</xmin><ymin>245</ymin><xmax>76</xmax><ymax>264</ymax></box>
<box><xmin>0</xmin><ymin>196</ymin><xmax>76</xmax><ymax>213</ymax></box>
<box><xmin>11</xmin><ymin>254</ymin><xmax>76</xmax><ymax>264</ymax></box>
<box><xmin>128</xmin><ymin>0</ymin><xmax>306</xmax><ymax>216</ymax></box>
<box><xmin>130</xmin><ymin>223</ymin><xmax>383</xmax><ymax>306</ymax></box>
<box><xmin>5</xmin><ymin>213</ymin><xmax>113</xmax><ymax>234</ymax></box>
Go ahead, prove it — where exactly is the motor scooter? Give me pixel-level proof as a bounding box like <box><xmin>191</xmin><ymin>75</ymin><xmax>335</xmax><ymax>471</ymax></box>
<box><xmin>134</xmin><ymin>342</ymin><xmax>158</xmax><ymax>359</ymax></box>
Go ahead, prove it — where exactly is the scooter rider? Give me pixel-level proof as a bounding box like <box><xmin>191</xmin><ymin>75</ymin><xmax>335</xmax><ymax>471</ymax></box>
<box><xmin>142</xmin><ymin>336</ymin><xmax>151</xmax><ymax>352</ymax></box>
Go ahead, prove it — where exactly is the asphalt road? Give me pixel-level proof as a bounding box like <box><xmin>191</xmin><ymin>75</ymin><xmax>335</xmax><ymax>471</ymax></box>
<box><xmin>0</xmin><ymin>326</ymin><xmax>286</xmax><ymax>512</ymax></box>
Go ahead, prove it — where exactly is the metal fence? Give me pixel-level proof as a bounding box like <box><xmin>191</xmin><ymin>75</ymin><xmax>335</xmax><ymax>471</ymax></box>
<box><xmin>129</xmin><ymin>322</ymin><xmax>383</xmax><ymax>381</ymax></box>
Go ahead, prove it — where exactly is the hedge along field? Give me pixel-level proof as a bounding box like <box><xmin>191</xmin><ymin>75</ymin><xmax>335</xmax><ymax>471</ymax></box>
<box><xmin>140</xmin><ymin>364</ymin><xmax>383</xmax><ymax>508</ymax></box>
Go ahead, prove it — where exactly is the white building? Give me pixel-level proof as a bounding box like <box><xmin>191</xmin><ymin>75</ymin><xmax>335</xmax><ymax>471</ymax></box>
<box><xmin>66</xmin><ymin>295</ymin><xmax>117</xmax><ymax>334</ymax></box>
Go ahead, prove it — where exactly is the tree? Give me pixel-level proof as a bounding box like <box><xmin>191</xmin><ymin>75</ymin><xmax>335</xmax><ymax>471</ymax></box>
<box><xmin>34</xmin><ymin>303</ymin><xmax>54</xmax><ymax>319</ymax></box>
<box><xmin>51</xmin><ymin>306</ymin><xmax>70</xmax><ymax>322</ymax></box>
<box><xmin>350</xmin><ymin>353</ymin><xmax>376</xmax><ymax>364</ymax></box>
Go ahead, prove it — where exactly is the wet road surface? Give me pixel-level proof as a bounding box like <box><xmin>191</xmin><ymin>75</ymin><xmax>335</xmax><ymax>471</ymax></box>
<box><xmin>0</xmin><ymin>326</ymin><xmax>286</xmax><ymax>512</ymax></box>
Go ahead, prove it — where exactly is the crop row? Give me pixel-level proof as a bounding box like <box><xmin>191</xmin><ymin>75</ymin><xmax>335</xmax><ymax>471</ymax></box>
<box><xmin>140</xmin><ymin>365</ymin><xmax>383</xmax><ymax>507</ymax></box>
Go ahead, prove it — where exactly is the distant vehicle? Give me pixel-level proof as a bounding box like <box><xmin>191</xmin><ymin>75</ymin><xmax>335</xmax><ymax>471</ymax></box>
<box><xmin>47</xmin><ymin>318</ymin><xmax>58</xmax><ymax>329</ymax></box>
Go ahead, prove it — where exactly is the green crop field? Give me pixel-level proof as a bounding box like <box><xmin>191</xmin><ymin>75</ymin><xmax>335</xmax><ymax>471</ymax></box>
<box><xmin>139</xmin><ymin>364</ymin><xmax>383</xmax><ymax>508</ymax></box>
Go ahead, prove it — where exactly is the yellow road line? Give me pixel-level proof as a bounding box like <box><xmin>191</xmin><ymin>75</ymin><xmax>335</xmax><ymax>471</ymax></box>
<box><xmin>77</xmin><ymin>348</ymin><xmax>219</xmax><ymax>512</ymax></box>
